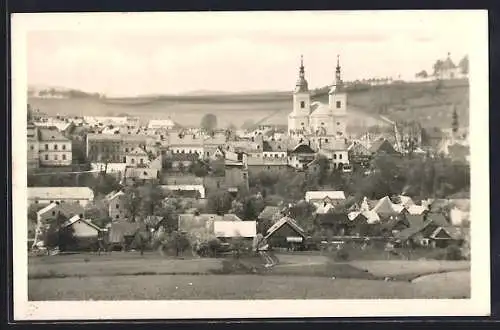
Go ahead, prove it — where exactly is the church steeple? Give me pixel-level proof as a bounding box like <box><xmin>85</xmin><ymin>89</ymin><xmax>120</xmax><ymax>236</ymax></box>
<box><xmin>335</xmin><ymin>54</ymin><xmax>343</xmax><ymax>88</ymax></box>
<box><xmin>295</xmin><ymin>55</ymin><xmax>309</xmax><ymax>93</ymax></box>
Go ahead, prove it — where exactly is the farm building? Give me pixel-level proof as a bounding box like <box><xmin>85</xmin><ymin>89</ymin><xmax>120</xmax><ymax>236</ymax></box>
<box><xmin>61</xmin><ymin>215</ymin><xmax>103</xmax><ymax>250</ymax></box>
<box><xmin>28</xmin><ymin>187</ymin><xmax>94</xmax><ymax>207</ymax></box>
<box><xmin>265</xmin><ymin>216</ymin><xmax>307</xmax><ymax>249</ymax></box>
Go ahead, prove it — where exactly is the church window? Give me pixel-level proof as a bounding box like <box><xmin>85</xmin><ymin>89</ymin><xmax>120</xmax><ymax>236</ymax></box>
<box><xmin>336</xmin><ymin>101</ymin><xmax>341</xmax><ymax>108</ymax></box>
<box><xmin>333</xmin><ymin>154</ymin><xmax>337</xmax><ymax>160</ymax></box>
<box><xmin>339</xmin><ymin>154</ymin><xmax>343</xmax><ymax>160</ymax></box>
<box><xmin>300</xmin><ymin>101</ymin><xmax>305</xmax><ymax>108</ymax></box>
<box><xmin>337</xmin><ymin>122</ymin><xmax>340</xmax><ymax>126</ymax></box>
<box><xmin>301</xmin><ymin>122</ymin><xmax>304</xmax><ymax>126</ymax></box>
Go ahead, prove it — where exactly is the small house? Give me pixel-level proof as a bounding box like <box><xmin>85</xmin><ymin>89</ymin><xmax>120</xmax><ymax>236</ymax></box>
<box><xmin>61</xmin><ymin>215</ymin><xmax>103</xmax><ymax>249</ymax></box>
<box><xmin>265</xmin><ymin>216</ymin><xmax>307</xmax><ymax>249</ymax></box>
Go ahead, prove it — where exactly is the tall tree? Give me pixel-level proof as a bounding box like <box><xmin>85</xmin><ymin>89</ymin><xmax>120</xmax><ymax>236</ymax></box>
<box><xmin>123</xmin><ymin>186</ymin><xmax>142</xmax><ymax>222</ymax></box>
<box><xmin>200</xmin><ymin>113</ymin><xmax>218</xmax><ymax>132</ymax></box>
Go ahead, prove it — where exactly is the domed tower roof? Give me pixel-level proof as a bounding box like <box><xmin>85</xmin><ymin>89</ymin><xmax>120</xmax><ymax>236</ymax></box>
<box><xmin>294</xmin><ymin>55</ymin><xmax>309</xmax><ymax>93</ymax></box>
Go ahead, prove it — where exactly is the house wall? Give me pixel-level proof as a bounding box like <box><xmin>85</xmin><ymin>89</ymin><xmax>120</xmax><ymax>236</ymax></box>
<box><xmin>87</xmin><ymin>139</ymin><xmax>122</xmax><ymax>162</ymax></box>
<box><xmin>263</xmin><ymin>151</ymin><xmax>287</xmax><ymax>159</ymax></box>
<box><xmin>72</xmin><ymin>220</ymin><xmax>100</xmax><ymax>238</ymax></box>
<box><xmin>126</xmin><ymin>154</ymin><xmax>148</xmax><ymax>167</ymax></box>
<box><xmin>267</xmin><ymin>223</ymin><xmax>304</xmax><ymax>248</ymax></box>
<box><xmin>108</xmin><ymin>195</ymin><xmax>128</xmax><ymax>221</ymax></box>
<box><xmin>30</xmin><ymin>197</ymin><xmax>92</xmax><ymax>207</ymax></box>
<box><xmin>170</xmin><ymin>146</ymin><xmax>204</xmax><ymax>158</ymax></box>
<box><xmin>39</xmin><ymin>141</ymin><xmax>72</xmax><ymax>166</ymax></box>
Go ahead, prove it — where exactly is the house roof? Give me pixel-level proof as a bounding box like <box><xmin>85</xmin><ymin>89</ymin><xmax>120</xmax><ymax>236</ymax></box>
<box><xmin>213</xmin><ymin>221</ymin><xmax>257</xmax><ymax>238</ymax></box>
<box><xmin>28</xmin><ymin>187</ymin><xmax>94</xmax><ymax>201</ymax></box>
<box><xmin>406</xmin><ymin>214</ymin><xmax>426</xmax><ymax>228</ymax></box>
<box><xmin>125</xmin><ymin>167</ymin><xmax>159</xmax><ymax>179</ymax></box>
<box><xmin>262</xmin><ymin>140</ymin><xmax>287</xmax><ymax>152</ymax></box>
<box><xmin>38</xmin><ymin>127</ymin><xmax>69</xmax><ymax>142</ymax></box>
<box><xmin>63</xmin><ymin>215</ymin><xmax>102</xmax><ymax>231</ymax></box>
<box><xmin>290</xmin><ymin>143</ymin><xmax>315</xmax><ymax>154</ymax></box>
<box><xmin>163</xmin><ymin>175</ymin><xmax>204</xmax><ymax>185</ymax></box>
<box><xmin>407</xmin><ymin>204</ymin><xmax>428</xmax><ymax>215</ymax></box>
<box><xmin>128</xmin><ymin>147</ymin><xmax>148</xmax><ymax>156</ymax></box>
<box><xmin>108</xmin><ymin>221</ymin><xmax>144</xmax><ymax>242</ymax></box>
<box><xmin>361</xmin><ymin>210</ymin><xmax>381</xmax><ymax>224</ymax></box>
<box><xmin>372</xmin><ymin>196</ymin><xmax>401</xmax><ymax>215</ymax></box>
<box><xmin>222</xmin><ymin>214</ymin><xmax>243</xmax><ymax>222</ymax></box>
<box><xmin>369</xmin><ymin>139</ymin><xmax>397</xmax><ymax>154</ymax></box>
<box><xmin>265</xmin><ymin>216</ymin><xmax>306</xmax><ymax>238</ymax></box>
<box><xmin>315</xmin><ymin>203</ymin><xmax>335</xmax><ymax>214</ymax></box>
<box><xmin>258</xmin><ymin>206</ymin><xmax>283</xmax><ymax>221</ymax></box>
<box><xmin>105</xmin><ymin>190</ymin><xmax>125</xmax><ymax>201</ymax></box>
<box><xmin>305</xmin><ymin>190</ymin><xmax>346</xmax><ymax>202</ymax></box>
<box><xmin>394</xmin><ymin>221</ymin><xmax>431</xmax><ymax>241</ymax></box>
<box><xmin>427</xmin><ymin>213</ymin><xmax>450</xmax><ymax>227</ymax></box>
<box><xmin>399</xmin><ymin>196</ymin><xmax>415</xmax><ymax>207</ymax></box>
<box><xmin>36</xmin><ymin>201</ymin><xmax>85</xmax><ymax>218</ymax></box>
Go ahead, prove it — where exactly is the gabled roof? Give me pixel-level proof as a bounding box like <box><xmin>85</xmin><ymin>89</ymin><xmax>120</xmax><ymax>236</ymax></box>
<box><xmin>38</xmin><ymin>127</ymin><xmax>69</xmax><ymax>142</ymax></box>
<box><xmin>426</xmin><ymin>213</ymin><xmax>450</xmax><ymax>227</ymax></box>
<box><xmin>369</xmin><ymin>139</ymin><xmax>397</xmax><ymax>154</ymax></box>
<box><xmin>399</xmin><ymin>196</ymin><xmax>415</xmax><ymax>207</ymax></box>
<box><xmin>144</xmin><ymin>215</ymin><xmax>164</xmax><ymax>227</ymax></box>
<box><xmin>348</xmin><ymin>142</ymin><xmax>371</xmax><ymax>156</ymax></box>
<box><xmin>394</xmin><ymin>220</ymin><xmax>432</xmax><ymax>241</ymax></box>
<box><xmin>362</xmin><ymin>210</ymin><xmax>381</xmax><ymax>224</ymax></box>
<box><xmin>63</xmin><ymin>215</ymin><xmax>102</xmax><ymax>231</ymax></box>
<box><xmin>289</xmin><ymin>143</ymin><xmax>315</xmax><ymax>154</ymax></box>
<box><xmin>407</xmin><ymin>204</ymin><xmax>428</xmax><ymax>215</ymax></box>
<box><xmin>305</xmin><ymin>190</ymin><xmax>346</xmax><ymax>202</ymax></box>
<box><xmin>265</xmin><ymin>216</ymin><xmax>306</xmax><ymax>238</ymax></box>
<box><xmin>406</xmin><ymin>214</ymin><xmax>426</xmax><ymax>229</ymax></box>
<box><xmin>36</xmin><ymin>203</ymin><xmax>58</xmax><ymax>216</ymax></box>
<box><xmin>372</xmin><ymin>196</ymin><xmax>400</xmax><ymax>215</ymax></box>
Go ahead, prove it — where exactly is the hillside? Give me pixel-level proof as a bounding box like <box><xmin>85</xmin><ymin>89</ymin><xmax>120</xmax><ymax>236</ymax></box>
<box><xmin>27</xmin><ymin>79</ymin><xmax>469</xmax><ymax>130</ymax></box>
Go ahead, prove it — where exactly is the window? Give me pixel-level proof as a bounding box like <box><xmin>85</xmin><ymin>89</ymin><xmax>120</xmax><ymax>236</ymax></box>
<box><xmin>54</xmin><ymin>155</ymin><xmax>58</xmax><ymax>160</ymax></box>
<box><xmin>325</xmin><ymin>139</ymin><xmax>329</xmax><ymax>143</ymax></box>
<box><xmin>116</xmin><ymin>215</ymin><xmax>119</xmax><ymax>219</ymax></box>
<box><xmin>131</xmin><ymin>158</ymin><xmax>135</xmax><ymax>164</ymax></box>
<box><xmin>333</xmin><ymin>154</ymin><xmax>337</xmax><ymax>160</ymax></box>
<box><xmin>30</xmin><ymin>145</ymin><xmax>34</xmax><ymax>150</ymax></box>
<box><xmin>274</xmin><ymin>154</ymin><xmax>278</xmax><ymax>158</ymax></box>
<box><xmin>54</xmin><ymin>144</ymin><xmax>58</xmax><ymax>150</ymax></box>
<box><xmin>267</xmin><ymin>166</ymin><xmax>271</xmax><ymax>170</ymax></box>
<box><xmin>125</xmin><ymin>148</ymin><xmax>129</xmax><ymax>152</ymax></box>
<box><xmin>337</xmin><ymin>122</ymin><xmax>340</xmax><ymax>126</ymax></box>
<box><xmin>206</xmin><ymin>152</ymin><xmax>210</xmax><ymax>156</ymax></box>
<box><xmin>300</xmin><ymin>101</ymin><xmax>305</xmax><ymax>108</ymax></box>
<box><xmin>62</xmin><ymin>144</ymin><xmax>66</xmax><ymax>150</ymax></box>
<box><xmin>62</xmin><ymin>154</ymin><xmax>66</xmax><ymax>160</ymax></box>
<box><xmin>45</xmin><ymin>144</ymin><xmax>49</xmax><ymax>150</ymax></box>
<box><xmin>116</xmin><ymin>204</ymin><xmax>120</xmax><ymax>209</ymax></box>
<box><xmin>339</xmin><ymin>154</ymin><xmax>343</xmax><ymax>160</ymax></box>
<box><xmin>336</xmin><ymin>101</ymin><xmax>341</xmax><ymax>108</ymax></box>
<box><xmin>301</xmin><ymin>122</ymin><xmax>304</xmax><ymax>126</ymax></box>
<box><xmin>321</xmin><ymin>122</ymin><xmax>324</xmax><ymax>125</ymax></box>
<box><xmin>52</xmin><ymin>211</ymin><xmax>56</xmax><ymax>216</ymax></box>
<box><xmin>140</xmin><ymin>158</ymin><xmax>144</xmax><ymax>164</ymax></box>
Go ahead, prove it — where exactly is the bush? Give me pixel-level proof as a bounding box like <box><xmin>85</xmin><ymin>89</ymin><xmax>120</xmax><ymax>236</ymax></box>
<box><xmin>430</xmin><ymin>245</ymin><xmax>463</xmax><ymax>261</ymax></box>
<box><xmin>334</xmin><ymin>248</ymin><xmax>350</xmax><ymax>261</ymax></box>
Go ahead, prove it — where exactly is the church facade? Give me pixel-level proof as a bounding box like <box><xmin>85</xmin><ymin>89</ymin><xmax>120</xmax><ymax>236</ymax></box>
<box><xmin>287</xmin><ymin>56</ymin><xmax>348</xmax><ymax>139</ymax></box>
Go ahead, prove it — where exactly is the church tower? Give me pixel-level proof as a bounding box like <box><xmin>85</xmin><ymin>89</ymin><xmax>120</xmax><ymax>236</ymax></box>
<box><xmin>288</xmin><ymin>55</ymin><xmax>311</xmax><ymax>135</ymax></box>
<box><xmin>328</xmin><ymin>55</ymin><xmax>347</xmax><ymax>138</ymax></box>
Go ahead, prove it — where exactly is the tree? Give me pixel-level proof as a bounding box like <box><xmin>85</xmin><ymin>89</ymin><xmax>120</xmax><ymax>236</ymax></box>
<box><xmin>42</xmin><ymin>213</ymin><xmax>76</xmax><ymax>252</ymax></box>
<box><xmin>200</xmin><ymin>113</ymin><xmax>218</xmax><ymax>132</ymax></box>
<box><xmin>123</xmin><ymin>186</ymin><xmax>142</xmax><ymax>222</ymax></box>
<box><xmin>189</xmin><ymin>160</ymin><xmax>209</xmax><ymax>177</ymax></box>
<box><xmin>415</xmin><ymin>70</ymin><xmax>429</xmax><ymax>79</ymax></box>
<box><xmin>207</xmin><ymin>191</ymin><xmax>234</xmax><ymax>215</ymax></box>
<box><xmin>452</xmin><ymin>106</ymin><xmax>459</xmax><ymax>134</ymax></box>
<box><xmin>458</xmin><ymin>55</ymin><xmax>469</xmax><ymax>75</ymax></box>
<box><xmin>433</xmin><ymin>59</ymin><xmax>444</xmax><ymax>77</ymax></box>
<box><xmin>85</xmin><ymin>199</ymin><xmax>112</xmax><ymax>228</ymax></box>
<box><xmin>139</xmin><ymin>183</ymin><xmax>164</xmax><ymax>216</ymax></box>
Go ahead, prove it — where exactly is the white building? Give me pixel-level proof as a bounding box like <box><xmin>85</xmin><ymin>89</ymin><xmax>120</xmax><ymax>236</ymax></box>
<box><xmin>28</xmin><ymin>187</ymin><xmax>94</xmax><ymax>207</ymax></box>
<box><xmin>38</xmin><ymin>127</ymin><xmax>72</xmax><ymax>166</ymax></box>
<box><xmin>288</xmin><ymin>55</ymin><xmax>347</xmax><ymax>139</ymax></box>
<box><xmin>148</xmin><ymin>119</ymin><xmax>175</xmax><ymax>130</ymax></box>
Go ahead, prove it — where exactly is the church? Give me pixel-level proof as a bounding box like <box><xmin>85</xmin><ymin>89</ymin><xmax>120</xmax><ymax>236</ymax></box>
<box><xmin>287</xmin><ymin>55</ymin><xmax>348</xmax><ymax>139</ymax></box>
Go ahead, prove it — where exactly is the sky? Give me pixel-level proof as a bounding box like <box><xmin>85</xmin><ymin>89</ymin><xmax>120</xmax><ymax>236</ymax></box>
<box><xmin>21</xmin><ymin>11</ymin><xmax>480</xmax><ymax>97</ymax></box>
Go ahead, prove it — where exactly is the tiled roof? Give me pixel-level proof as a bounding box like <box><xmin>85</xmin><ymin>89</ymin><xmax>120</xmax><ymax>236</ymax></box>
<box><xmin>290</xmin><ymin>143</ymin><xmax>315</xmax><ymax>154</ymax></box>
<box><xmin>38</xmin><ymin>127</ymin><xmax>69</xmax><ymax>142</ymax></box>
<box><xmin>265</xmin><ymin>216</ymin><xmax>306</xmax><ymax>238</ymax></box>
<box><xmin>427</xmin><ymin>213</ymin><xmax>450</xmax><ymax>227</ymax></box>
<box><xmin>305</xmin><ymin>191</ymin><xmax>346</xmax><ymax>201</ymax></box>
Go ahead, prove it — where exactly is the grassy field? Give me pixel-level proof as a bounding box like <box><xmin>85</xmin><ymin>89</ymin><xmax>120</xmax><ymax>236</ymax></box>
<box><xmin>28</xmin><ymin>79</ymin><xmax>469</xmax><ymax>129</ymax></box>
<box><xmin>28</xmin><ymin>252</ymin><xmax>470</xmax><ymax>300</ymax></box>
